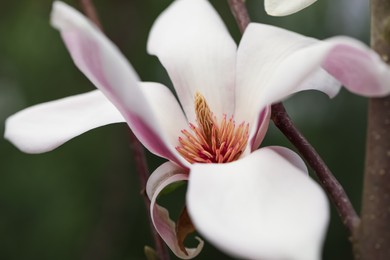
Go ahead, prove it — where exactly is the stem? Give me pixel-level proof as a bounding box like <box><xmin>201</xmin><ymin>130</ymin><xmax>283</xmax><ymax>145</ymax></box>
<box><xmin>227</xmin><ymin>0</ymin><xmax>360</xmax><ymax>234</ymax></box>
<box><xmin>356</xmin><ymin>0</ymin><xmax>390</xmax><ymax>258</ymax></box>
<box><xmin>271</xmin><ymin>104</ymin><xmax>360</xmax><ymax>233</ymax></box>
<box><xmin>77</xmin><ymin>1</ymin><xmax>170</xmax><ymax>259</ymax></box>
<box><xmin>79</xmin><ymin>0</ymin><xmax>103</xmax><ymax>30</ymax></box>
<box><xmin>227</xmin><ymin>0</ymin><xmax>250</xmax><ymax>33</ymax></box>
<box><xmin>128</xmin><ymin>131</ymin><xmax>171</xmax><ymax>260</ymax></box>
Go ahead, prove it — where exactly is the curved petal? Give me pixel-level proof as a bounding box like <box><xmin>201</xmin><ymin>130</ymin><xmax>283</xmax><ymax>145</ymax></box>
<box><xmin>236</xmin><ymin>23</ymin><xmax>390</xmax><ymax>130</ymax></box>
<box><xmin>147</xmin><ymin>0</ymin><xmax>237</xmax><ymax>122</ymax></box>
<box><xmin>146</xmin><ymin>162</ymin><xmax>204</xmax><ymax>259</ymax></box>
<box><xmin>321</xmin><ymin>37</ymin><xmax>390</xmax><ymax>97</ymax></box>
<box><xmin>263</xmin><ymin>36</ymin><xmax>390</xmax><ymax>105</ymax></box>
<box><xmin>4</xmin><ymin>90</ymin><xmax>124</xmax><ymax>153</ymax></box>
<box><xmin>249</xmin><ymin>105</ymin><xmax>271</xmax><ymax>152</ymax></box>
<box><xmin>187</xmin><ymin>147</ymin><xmax>329</xmax><ymax>260</ymax></box>
<box><xmin>51</xmin><ymin>2</ymin><xmax>188</xmax><ymax>165</ymax></box>
<box><xmin>235</xmin><ymin>23</ymin><xmax>340</xmax><ymax>126</ymax></box>
<box><xmin>265</xmin><ymin>0</ymin><xmax>317</xmax><ymax>16</ymax></box>
<box><xmin>139</xmin><ymin>82</ymin><xmax>190</xmax><ymax>167</ymax></box>
<box><xmin>268</xmin><ymin>146</ymin><xmax>308</xmax><ymax>174</ymax></box>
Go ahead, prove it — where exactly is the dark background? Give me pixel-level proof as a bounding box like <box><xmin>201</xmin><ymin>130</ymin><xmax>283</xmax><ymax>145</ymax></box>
<box><xmin>0</xmin><ymin>0</ymin><xmax>370</xmax><ymax>259</ymax></box>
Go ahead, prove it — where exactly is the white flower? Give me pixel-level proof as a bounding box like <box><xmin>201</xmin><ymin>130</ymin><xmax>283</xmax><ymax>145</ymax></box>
<box><xmin>5</xmin><ymin>0</ymin><xmax>390</xmax><ymax>259</ymax></box>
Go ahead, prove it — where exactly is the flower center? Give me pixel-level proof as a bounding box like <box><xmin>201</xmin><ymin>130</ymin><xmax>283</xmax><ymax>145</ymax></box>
<box><xmin>176</xmin><ymin>92</ymin><xmax>249</xmax><ymax>164</ymax></box>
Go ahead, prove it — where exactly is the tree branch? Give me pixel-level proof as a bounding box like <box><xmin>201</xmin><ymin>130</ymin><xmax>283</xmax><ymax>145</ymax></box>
<box><xmin>271</xmin><ymin>103</ymin><xmax>360</xmax><ymax>233</ymax></box>
<box><xmin>227</xmin><ymin>0</ymin><xmax>360</xmax><ymax>234</ymax></box>
<box><xmin>79</xmin><ymin>0</ymin><xmax>103</xmax><ymax>31</ymax></box>
<box><xmin>356</xmin><ymin>0</ymin><xmax>390</xmax><ymax>258</ymax></box>
<box><xmin>227</xmin><ymin>0</ymin><xmax>250</xmax><ymax>33</ymax></box>
<box><xmin>128</xmin><ymin>131</ymin><xmax>171</xmax><ymax>260</ymax></box>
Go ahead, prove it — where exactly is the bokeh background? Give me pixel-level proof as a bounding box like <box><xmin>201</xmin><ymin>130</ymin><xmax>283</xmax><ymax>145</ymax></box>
<box><xmin>0</xmin><ymin>0</ymin><xmax>370</xmax><ymax>259</ymax></box>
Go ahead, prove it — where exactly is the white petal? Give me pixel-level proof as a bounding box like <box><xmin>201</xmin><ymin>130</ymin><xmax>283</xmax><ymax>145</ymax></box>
<box><xmin>269</xmin><ymin>146</ymin><xmax>308</xmax><ymax>174</ymax></box>
<box><xmin>235</xmin><ymin>23</ymin><xmax>340</xmax><ymax>127</ymax></box>
<box><xmin>146</xmin><ymin>161</ymin><xmax>185</xmax><ymax>199</ymax></box>
<box><xmin>249</xmin><ymin>106</ymin><xmax>271</xmax><ymax>152</ymax></box>
<box><xmin>146</xmin><ymin>162</ymin><xmax>204</xmax><ymax>259</ymax></box>
<box><xmin>5</xmin><ymin>90</ymin><xmax>124</xmax><ymax>153</ymax></box>
<box><xmin>187</xmin><ymin>147</ymin><xmax>329</xmax><ymax>260</ymax></box>
<box><xmin>320</xmin><ymin>37</ymin><xmax>390</xmax><ymax>97</ymax></box>
<box><xmin>265</xmin><ymin>0</ymin><xmax>317</xmax><ymax>16</ymax></box>
<box><xmin>51</xmin><ymin>2</ymin><xmax>188</xmax><ymax>165</ymax></box>
<box><xmin>139</xmin><ymin>82</ymin><xmax>190</xmax><ymax>167</ymax></box>
<box><xmin>237</xmin><ymin>24</ymin><xmax>390</xmax><ymax>122</ymax></box>
<box><xmin>262</xmin><ymin>35</ymin><xmax>390</xmax><ymax>104</ymax></box>
<box><xmin>147</xmin><ymin>0</ymin><xmax>237</xmax><ymax>122</ymax></box>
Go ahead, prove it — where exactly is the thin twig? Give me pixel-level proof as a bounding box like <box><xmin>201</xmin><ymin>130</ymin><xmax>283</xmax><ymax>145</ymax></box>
<box><xmin>129</xmin><ymin>131</ymin><xmax>171</xmax><ymax>260</ymax></box>
<box><xmin>77</xmin><ymin>1</ymin><xmax>170</xmax><ymax>259</ymax></box>
<box><xmin>271</xmin><ymin>104</ymin><xmax>360</xmax><ymax>233</ymax></box>
<box><xmin>227</xmin><ymin>0</ymin><xmax>360</xmax><ymax>234</ymax></box>
<box><xmin>79</xmin><ymin>0</ymin><xmax>103</xmax><ymax>31</ymax></box>
<box><xmin>227</xmin><ymin>0</ymin><xmax>250</xmax><ymax>33</ymax></box>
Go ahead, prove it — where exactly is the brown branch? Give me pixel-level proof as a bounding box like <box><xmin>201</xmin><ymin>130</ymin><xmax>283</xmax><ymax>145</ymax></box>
<box><xmin>79</xmin><ymin>0</ymin><xmax>103</xmax><ymax>31</ymax></box>
<box><xmin>128</xmin><ymin>131</ymin><xmax>171</xmax><ymax>260</ymax></box>
<box><xmin>77</xmin><ymin>1</ymin><xmax>170</xmax><ymax>259</ymax></box>
<box><xmin>227</xmin><ymin>0</ymin><xmax>250</xmax><ymax>33</ymax></box>
<box><xmin>227</xmin><ymin>0</ymin><xmax>360</xmax><ymax>234</ymax></box>
<box><xmin>271</xmin><ymin>103</ymin><xmax>360</xmax><ymax>233</ymax></box>
<box><xmin>355</xmin><ymin>0</ymin><xmax>390</xmax><ymax>258</ymax></box>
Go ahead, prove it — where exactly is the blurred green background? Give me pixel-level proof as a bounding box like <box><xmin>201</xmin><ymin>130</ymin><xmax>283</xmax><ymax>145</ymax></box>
<box><xmin>0</xmin><ymin>0</ymin><xmax>370</xmax><ymax>259</ymax></box>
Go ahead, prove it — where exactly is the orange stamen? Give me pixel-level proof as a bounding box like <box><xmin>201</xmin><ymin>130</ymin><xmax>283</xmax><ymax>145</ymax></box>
<box><xmin>176</xmin><ymin>92</ymin><xmax>249</xmax><ymax>164</ymax></box>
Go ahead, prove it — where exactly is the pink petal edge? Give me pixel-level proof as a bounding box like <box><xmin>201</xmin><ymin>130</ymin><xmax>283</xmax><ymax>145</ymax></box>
<box><xmin>146</xmin><ymin>162</ymin><xmax>204</xmax><ymax>259</ymax></box>
<box><xmin>51</xmin><ymin>2</ymin><xmax>187</xmax><ymax>165</ymax></box>
<box><xmin>249</xmin><ymin>105</ymin><xmax>271</xmax><ymax>152</ymax></box>
<box><xmin>322</xmin><ymin>37</ymin><xmax>390</xmax><ymax>97</ymax></box>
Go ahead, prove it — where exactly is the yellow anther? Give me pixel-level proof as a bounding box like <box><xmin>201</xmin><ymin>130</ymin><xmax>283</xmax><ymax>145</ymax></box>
<box><xmin>194</xmin><ymin>92</ymin><xmax>214</xmax><ymax>143</ymax></box>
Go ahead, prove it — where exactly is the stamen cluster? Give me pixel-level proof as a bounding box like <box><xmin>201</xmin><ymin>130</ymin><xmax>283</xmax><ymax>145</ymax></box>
<box><xmin>176</xmin><ymin>92</ymin><xmax>249</xmax><ymax>164</ymax></box>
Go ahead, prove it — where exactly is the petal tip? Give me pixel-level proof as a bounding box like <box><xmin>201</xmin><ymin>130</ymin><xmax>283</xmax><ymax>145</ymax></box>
<box><xmin>50</xmin><ymin>1</ymin><xmax>73</xmax><ymax>29</ymax></box>
<box><xmin>321</xmin><ymin>37</ymin><xmax>390</xmax><ymax>97</ymax></box>
<box><xmin>265</xmin><ymin>0</ymin><xmax>317</xmax><ymax>16</ymax></box>
<box><xmin>50</xmin><ymin>0</ymin><xmax>94</xmax><ymax>32</ymax></box>
<box><xmin>4</xmin><ymin>115</ymin><xmax>47</xmax><ymax>154</ymax></box>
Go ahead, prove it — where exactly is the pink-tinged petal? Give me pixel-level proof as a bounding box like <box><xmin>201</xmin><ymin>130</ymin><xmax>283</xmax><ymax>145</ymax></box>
<box><xmin>235</xmin><ymin>23</ymin><xmax>340</xmax><ymax>127</ymax></box>
<box><xmin>237</xmin><ymin>23</ymin><xmax>390</xmax><ymax>132</ymax></box>
<box><xmin>187</xmin><ymin>147</ymin><xmax>329</xmax><ymax>260</ymax></box>
<box><xmin>4</xmin><ymin>90</ymin><xmax>124</xmax><ymax>153</ymax></box>
<box><xmin>139</xmin><ymin>82</ymin><xmax>190</xmax><ymax>167</ymax></box>
<box><xmin>265</xmin><ymin>0</ymin><xmax>317</xmax><ymax>16</ymax></box>
<box><xmin>239</xmin><ymin>25</ymin><xmax>390</xmax><ymax>111</ymax></box>
<box><xmin>321</xmin><ymin>37</ymin><xmax>390</xmax><ymax>97</ymax></box>
<box><xmin>262</xmin><ymin>36</ymin><xmax>390</xmax><ymax>105</ymax></box>
<box><xmin>51</xmin><ymin>2</ymin><xmax>188</xmax><ymax>165</ymax></box>
<box><xmin>249</xmin><ymin>105</ymin><xmax>271</xmax><ymax>152</ymax></box>
<box><xmin>147</xmin><ymin>0</ymin><xmax>237</xmax><ymax>122</ymax></box>
<box><xmin>146</xmin><ymin>162</ymin><xmax>204</xmax><ymax>259</ymax></box>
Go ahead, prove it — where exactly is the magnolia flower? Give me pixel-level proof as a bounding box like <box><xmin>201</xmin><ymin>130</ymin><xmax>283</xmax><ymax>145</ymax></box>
<box><xmin>265</xmin><ymin>0</ymin><xmax>317</xmax><ymax>16</ymax></box>
<box><xmin>5</xmin><ymin>0</ymin><xmax>390</xmax><ymax>259</ymax></box>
